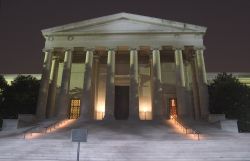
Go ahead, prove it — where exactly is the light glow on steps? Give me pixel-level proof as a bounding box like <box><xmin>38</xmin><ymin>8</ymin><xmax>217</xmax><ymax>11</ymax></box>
<box><xmin>168</xmin><ymin>116</ymin><xmax>203</xmax><ymax>141</ymax></box>
<box><xmin>24</xmin><ymin>119</ymin><xmax>75</xmax><ymax>140</ymax></box>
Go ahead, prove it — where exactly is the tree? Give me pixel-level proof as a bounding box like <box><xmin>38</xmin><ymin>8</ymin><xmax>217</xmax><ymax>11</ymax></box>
<box><xmin>0</xmin><ymin>75</ymin><xmax>8</xmax><ymax>101</ymax></box>
<box><xmin>1</xmin><ymin>75</ymin><xmax>40</xmax><ymax>118</ymax></box>
<box><xmin>0</xmin><ymin>75</ymin><xmax>8</xmax><ymax>128</ymax></box>
<box><xmin>208</xmin><ymin>72</ymin><xmax>250</xmax><ymax>120</ymax></box>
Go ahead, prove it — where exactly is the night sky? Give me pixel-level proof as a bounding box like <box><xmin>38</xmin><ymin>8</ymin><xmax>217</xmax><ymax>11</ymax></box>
<box><xmin>0</xmin><ymin>0</ymin><xmax>250</xmax><ymax>74</ymax></box>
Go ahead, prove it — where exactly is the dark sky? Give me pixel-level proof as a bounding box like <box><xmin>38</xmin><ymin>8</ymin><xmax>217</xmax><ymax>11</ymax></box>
<box><xmin>0</xmin><ymin>0</ymin><xmax>250</xmax><ymax>74</ymax></box>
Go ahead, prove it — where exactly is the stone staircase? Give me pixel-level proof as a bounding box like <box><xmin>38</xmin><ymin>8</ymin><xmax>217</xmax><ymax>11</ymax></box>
<box><xmin>38</xmin><ymin>120</ymin><xmax>187</xmax><ymax>141</ymax></box>
<box><xmin>0</xmin><ymin>119</ymin><xmax>250</xmax><ymax>161</ymax></box>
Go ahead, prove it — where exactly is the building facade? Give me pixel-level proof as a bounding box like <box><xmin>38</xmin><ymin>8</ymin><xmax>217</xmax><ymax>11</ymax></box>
<box><xmin>36</xmin><ymin>13</ymin><xmax>209</xmax><ymax>121</ymax></box>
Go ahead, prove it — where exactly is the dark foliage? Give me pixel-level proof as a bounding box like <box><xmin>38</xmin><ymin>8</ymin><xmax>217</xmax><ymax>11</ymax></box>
<box><xmin>0</xmin><ymin>119</ymin><xmax>2</xmax><ymax>131</ymax></box>
<box><xmin>0</xmin><ymin>75</ymin><xmax>8</xmax><ymax>122</ymax></box>
<box><xmin>208</xmin><ymin>72</ymin><xmax>250</xmax><ymax>120</ymax></box>
<box><xmin>0</xmin><ymin>75</ymin><xmax>8</xmax><ymax>103</ymax></box>
<box><xmin>1</xmin><ymin>75</ymin><xmax>40</xmax><ymax>119</ymax></box>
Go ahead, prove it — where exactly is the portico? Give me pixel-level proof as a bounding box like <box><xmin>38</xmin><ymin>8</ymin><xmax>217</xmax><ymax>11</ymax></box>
<box><xmin>36</xmin><ymin>13</ymin><xmax>209</xmax><ymax>121</ymax></box>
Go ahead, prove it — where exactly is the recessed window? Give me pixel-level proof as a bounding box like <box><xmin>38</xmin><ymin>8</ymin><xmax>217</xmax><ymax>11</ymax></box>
<box><xmin>70</xmin><ymin>99</ymin><xmax>80</xmax><ymax>119</ymax></box>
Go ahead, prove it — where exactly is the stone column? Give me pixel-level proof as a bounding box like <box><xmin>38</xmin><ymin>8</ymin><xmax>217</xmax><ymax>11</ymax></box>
<box><xmin>104</xmin><ymin>49</ymin><xmax>115</xmax><ymax>120</ymax></box>
<box><xmin>129</xmin><ymin>49</ymin><xmax>139</xmax><ymax>120</ymax></box>
<box><xmin>36</xmin><ymin>49</ymin><xmax>53</xmax><ymax>120</ymax></box>
<box><xmin>190</xmin><ymin>56</ymin><xmax>201</xmax><ymax>120</ymax></box>
<box><xmin>151</xmin><ymin>49</ymin><xmax>163</xmax><ymax>119</ymax></box>
<box><xmin>80</xmin><ymin>50</ymin><xmax>94</xmax><ymax>120</ymax></box>
<box><xmin>56</xmin><ymin>49</ymin><xmax>73</xmax><ymax>119</ymax></box>
<box><xmin>46</xmin><ymin>57</ymin><xmax>59</xmax><ymax>118</ymax></box>
<box><xmin>93</xmin><ymin>56</ymin><xmax>100</xmax><ymax>119</ymax></box>
<box><xmin>198</xmin><ymin>50</ymin><xmax>208</xmax><ymax>84</ymax></box>
<box><xmin>195</xmin><ymin>49</ymin><xmax>209</xmax><ymax>119</ymax></box>
<box><xmin>175</xmin><ymin>49</ymin><xmax>187</xmax><ymax>117</ymax></box>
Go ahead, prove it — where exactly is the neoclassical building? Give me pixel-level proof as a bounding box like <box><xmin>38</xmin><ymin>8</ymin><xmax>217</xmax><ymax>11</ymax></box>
<box><xmin>36</xmin><ymin>13</ymin><xmax>209</xmax><ymax>121</ymax></box>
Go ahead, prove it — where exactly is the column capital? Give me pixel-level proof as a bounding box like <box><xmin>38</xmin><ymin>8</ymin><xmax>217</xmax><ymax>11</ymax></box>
<box><xmin>63</xmin><ymin>47</ymin><xmax>74</xmax><ymax>52</ymax></box>
<box><xmin>84</xmin><ymin>48</ymin><xmax>95</xmax><ymax>52</ymax></box>
<box><xmin>152</xmin><ymin>49</ymin><xmax>161</xmax><ymax>55</ymax></box>
<box><xmin>150</xmin><ymin>45</ymin><xmax>162</xmax><ymax>51</ymax></box>
<box><xmin>42</xmin><ymin>48</ymin><xmax>53</xmax><ymax>53</ymax></box>
<box><xmin>194</xmin><ymin>46</ymin><xmax>206</xmax><ymax>51</ymax></box>
<box><xmin>194</xmin><ymin>48</ymin><xmax>205</xmax><ymax>56</ymax></box>
<box><xmin>106</xmin><ymin>47</ymin><xmax>117</xmax><ymax>51</ymax></box>
<box><xmin>174</xmin><ymin>49</ymin><xmax>183</xmax><ymax>54</ymax></box>
<box><xmin>173</xmin><ymin>47</ymin><xmax>184</xmax><ymax>51</ymax></box>
<box><xmin>52</xmin><ymin>56</ymin><xmax>60</xmax><ymax>60</ymax></box>
<box><xmin>129</xmin><ymin>47</ymin><xmax>139</xmax><ymax>51</ymax></box>
<box><xmin>151</xmin><ymin>47</ymin><xmax>162</xmax><ymax>51</ymax></box>
<box><xmin>93</xmin><ymin>54</ymin><xmax>100</xmax><ymax>60</ymax></box>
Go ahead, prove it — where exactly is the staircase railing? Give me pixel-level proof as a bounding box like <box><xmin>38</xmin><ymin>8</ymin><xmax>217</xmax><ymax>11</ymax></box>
<box><xmin>170</xmin><ymin>116</ymin><xmax>200</xmax><ymax>140</ymax></box>
<box><xmin>24</xmin><ymin>119</ymin><xmax>69</xmax><ymax>139</ymax></box>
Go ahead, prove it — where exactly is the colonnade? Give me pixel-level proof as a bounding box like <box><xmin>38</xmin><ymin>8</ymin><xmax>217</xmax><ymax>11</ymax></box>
<box><xmin>36</xmin><ymin>47</ymin><xmax>209</xmax><ymax>121</ymax></box>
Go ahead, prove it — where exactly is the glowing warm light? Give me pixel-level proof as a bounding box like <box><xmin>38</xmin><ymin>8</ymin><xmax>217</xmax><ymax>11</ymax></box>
<box><xmin>96</xmin><ymin>95</ymin><xmax>105</xmax><ymax>120</ymax></box>
<box><xmin>24</xmin><ymin>119</ymin><xmax>76</xmax><ymax>140</ymax></box>
<box><xmin>139</xmin><ymin>96</ymin><xmax>152</xmax><ymax>120</ymax></box>
<box><xmin>167</xmin><ymin>117</ymin><xmax>202</xmax><ymax>141</ymax></box>
<box><xmin>169</xmin><ymin>98</ymin><xmax>177</xmax><ymax>118</ymax></box>
<box><xmin>171</xmin><ymin>99</ymin><xmax>176</xmax><ymax>107</ymax></box>
<box><xmin>95</xmin><ymin>102</ymin><xmax>105</xmax><ymax>120</ymax></box>
<box><xmin>95</xmin><ymin>110</ymin><xmax>105</xmax><ymax>120</ymax></box>
<box><xmin>70</xmin><ymin>99</ymin><xmax>80</xmax><ymax>119</ymax></box>
<box><xmin>139</xmin><ymin>107</ymin><xmax>152</xmax><ymax>120</ymax></box>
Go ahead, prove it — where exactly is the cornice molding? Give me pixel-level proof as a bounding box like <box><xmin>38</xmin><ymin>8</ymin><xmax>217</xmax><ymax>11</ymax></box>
<box><xmin>42</xmin><ymin>12</ymin><xmax>206</xmax><ymax>35</ymax></box>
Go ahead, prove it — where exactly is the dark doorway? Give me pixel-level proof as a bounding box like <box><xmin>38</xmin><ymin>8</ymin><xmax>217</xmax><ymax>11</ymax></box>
<box><xmin>115</xmin><ymin>86</ymin><xmax>129</xmax><ymax>120</ymax></box>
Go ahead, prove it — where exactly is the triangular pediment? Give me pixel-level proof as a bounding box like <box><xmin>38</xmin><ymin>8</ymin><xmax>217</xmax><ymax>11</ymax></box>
<box><xmin>42</xmin><ymin>13</ymin><xmax>206</xmax><ymax>35</ymax></box>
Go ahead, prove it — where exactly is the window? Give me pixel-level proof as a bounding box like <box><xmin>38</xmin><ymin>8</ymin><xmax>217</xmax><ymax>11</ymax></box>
<box><xmin>70</xmin><ymin>99</ymin><xmax>80</xmax><ymax>119</ymax></box>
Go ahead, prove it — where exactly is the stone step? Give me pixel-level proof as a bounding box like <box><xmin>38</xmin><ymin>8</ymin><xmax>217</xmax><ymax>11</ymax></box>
<box><xmin>1</xmin><ymin>120</ymin><xmax>250</xmax><ymax>161</ymax></box>
<box><xmin>0</xmin><ymin>139</ymin><xmax>250</xmax><ymax>161</ymax></box>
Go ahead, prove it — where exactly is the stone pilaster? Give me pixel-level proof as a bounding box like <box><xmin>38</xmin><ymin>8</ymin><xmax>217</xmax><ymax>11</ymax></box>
<box><xmin>36</xmin><ymin>49</ymin><xmax>53</xmax><ymax>120</ymax></box>
<box><xmin>80</xmin><ymin>50</ymin><xmax>94</xmax><ymax>120</ymax></box>
<box><xmin>195</xmin><ymin>49</ymin><xmax>209</xmax><ymax>119</ymax></box>
<box><xmin>190</xmin><ymin>56</ymin><xmax>201</xmax><ymax>120</ymax></box>
<box><xmin>56</xmin><ymin>49</ymin><xmax>73</xmax><ymax>119</ymax></box>
<box><xmin>198</xmin><ymin>50</ymin><xmax>208</xmax><ymax>84</ymax></box>
<box><xmin>175</xmin><ymin>49</ymin><xmax>187</xmax><ymax>117</ymax></box>
<box><xmin>93</xmin><ymin>56</ymin><xmax>100</xmax><ymax>119</ymax></box>
<box><xmin>129</xmin><ymin>49</ymin><xmax>139</xmax><ymax>120</ymax></box>
<box><xmin>46</xmin><ymin>57</ymin><xmax>59</xmax><ymax>118</ymax></box>
<box><xmin>151</xmin><ymin>49</ymin><xmax>163</xmax><ymax>120</ymax></box>
<box><xmin>104</xmin><ymin>49</ymin><xmax>115</xmax><ymax>120</ymax></box>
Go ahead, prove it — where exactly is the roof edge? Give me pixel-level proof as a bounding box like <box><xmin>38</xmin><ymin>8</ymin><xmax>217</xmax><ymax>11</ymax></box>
<box><xmin>41</xmin><ymin>12</ymin><xmax>207</xmax><ymax>35</ymax></box>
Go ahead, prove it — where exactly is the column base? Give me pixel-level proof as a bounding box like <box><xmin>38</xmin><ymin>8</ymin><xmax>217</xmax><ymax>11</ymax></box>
<box><xmin>153</xmin><ymin>115</ymin><xmax>165</xmax><ymax>121</ymax></box>
<box><xmin>36</xmin><ymin>115</ymin><xmax>46</xmax><ymax>121</ymax></box>
<box><xmin>200</xmin><ymin>114</ymin><xmax>209</xmax><ymax>121</ymax></box>
<box><xmin>128</xmin><ymin>115</ymin><xmax>140</xmax><ymax>121</ymax></box>
<box><xmin>57</xmin><ymin>114</ymin><xmax>68</xmax><ymax>120</ymax></box>
<box><xmin>103</xmin><ymin>114</ymin><xmax>115</xmax><ymax>121</ymax></box>
<box><xmin>78</xmin><ymin>116</ymin><xmax>92</xmax><ymax>122</ymax></box>
<box><xmin>79</xmin><ymin>112</ymin><xmax>93</xmax><ymax>121</ymax></box>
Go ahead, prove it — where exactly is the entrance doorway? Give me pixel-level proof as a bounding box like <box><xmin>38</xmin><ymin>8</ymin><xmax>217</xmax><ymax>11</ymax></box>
<box><xmin>114</xmin><ymin>86</ymin><xmax>129</xmax><ymax>120</ymax></box>
<box><xmin>169</xmin><ymin>98</ymin><xmax>177</xmax><ymax>118</ymax></box>
<box><xmin>69</xmin><ymin>98</ymin><xmax>80</xmax><ymax>119</ymax></box>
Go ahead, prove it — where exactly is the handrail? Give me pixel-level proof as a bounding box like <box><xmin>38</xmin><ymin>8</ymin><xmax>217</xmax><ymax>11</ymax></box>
<box><xmin>170</xmin><ymin>116</ymin><xmax>200</xmax><ymax>140</ymax></box>
<box><xmin>24</xmin><ymin>119</ymin><xmax>69</xmax><ymax>139</ymax></box>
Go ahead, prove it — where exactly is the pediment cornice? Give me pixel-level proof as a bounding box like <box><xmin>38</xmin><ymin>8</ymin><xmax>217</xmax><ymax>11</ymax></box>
<box><xmin>42</xmin><ymin>12</ymin><xmax>206</xmax><ymax>36</ymax></box>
